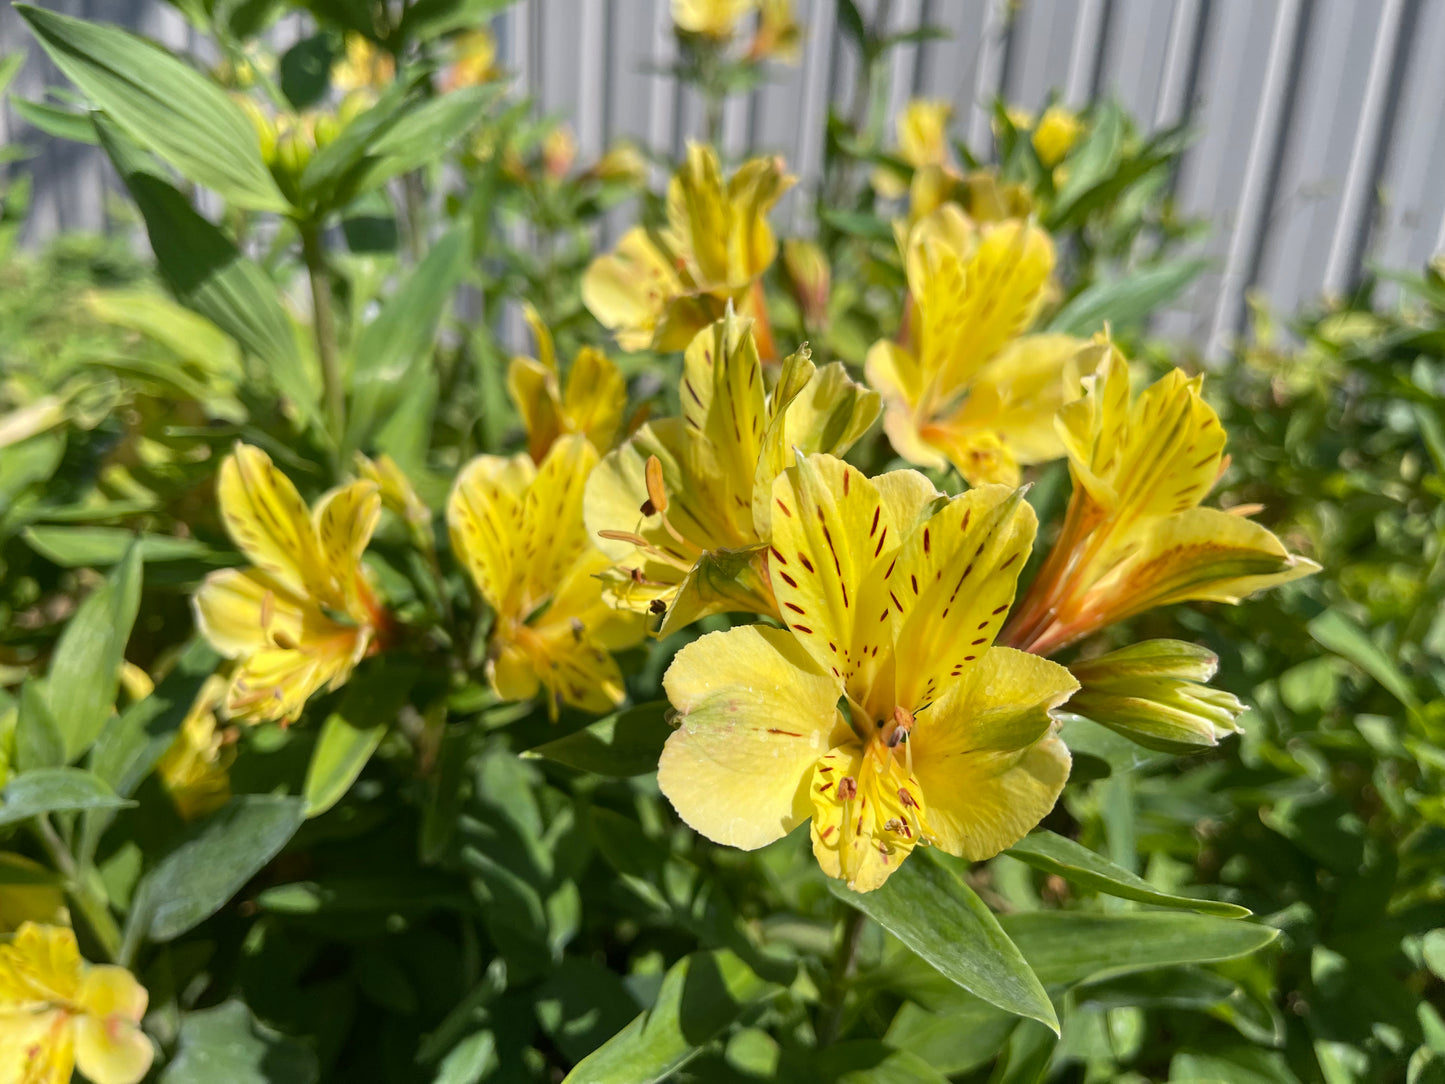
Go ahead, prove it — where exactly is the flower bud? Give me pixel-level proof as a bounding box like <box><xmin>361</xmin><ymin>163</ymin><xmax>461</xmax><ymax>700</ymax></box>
<box><xmin>1067</xmin><ymin>640</ymin><xmax>1245</xmax><ymax>753</ymax></box>
<box><xmin>235</xmin><ymin>96</ymin><xmax>278</xmax><ymax>165</ymax></box>
<box><xmin>274</xmin><ymin>126</ymin><xmax>313</xmax><ymax>181</ymax></box>
<box><xmin>1033</xmin><ymin>105</ymin><xmax>1086</xmax><ymax>168</ymax></box>
<box><xmin>590</xmin><ymin>141</ymin><xmax>647</xmax><ymax>184</ymax></box>
<box><xmin>782</xmin><ymin>238</ymin><xmax>830</xmax><ymax>329</ymax></box>
<box><xmin>543</xmin><ymin>125</ymin><xmax>578</xmax><ymax>180</ymax></box>
<box><xmin>312</xmin><ymin>112</ymin><xmax>341</xmax><ymax>149</ymax></box>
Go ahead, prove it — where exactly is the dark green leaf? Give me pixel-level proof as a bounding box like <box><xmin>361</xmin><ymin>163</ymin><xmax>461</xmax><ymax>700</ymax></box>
<box><xmin>23</xmin><ymin>526</ymin><xmax>227</xmax><ymax>568</ymax></box>
<box><xmin>998</xmin><ymin>911</ymin><xmax>1279</xmax><ymax>987</ymax></box>
<box><xmin>810</xmin><ymin>1040</ymin><xmax>951</xmax><ymax>1084</ymax></box>
<box><xmin>15</xmin><ymin>681</ymin><xmax>64</xmax><ymax>773</ymax></box>
<box><xmin>561</xmin><ymin>951</ymin><xmax>778</xmax><ymax>1084</ymax></box>
<box><xmin>131</xmin><ymin>794</ymin><xmax>306</xmax><ymax>942</ymax></box>
<box><xmin>279</xmin><ymin>33</ymin><xmax>335</xmax><ymax>110</ymax></box>
<box><xmin>1309</xmin><ymin>609</ymin><xmax>1418</xmax><ymax>709</ymax></box>
<box><xmin>829</xmin><ymin>855</ymin><xmax>1057</xmax><ymax>1032</ymax></box>
<box><xmin>883</xmin><ymin>1000</ymin><xmax>1015</xmax><ymax>1077</ymax></box>
<box><xmin>1007</xmin><ymin>830</ymin><xmax>1250</xmax><ymax>917</ymax></box>
<box><xmin>522</xmin><ymin>702</ymin><xmax>672</xmax><ymax>778</ymax></box>
<box><xmin>161</xmin><ymin>1000</ymin><xmax>319</xmax><ymax>1084</ymax></box>
<box><xmin>18</xmin><ymin>5</ymin><xmax>286</xmax><ymax>210</ymax></box>
<box><xmin>46</xmin><ymin>542</ymin><xmax>142</xmax><ymax>762</ymax></box>
<box><xmin>0</xmin><ymin>768</ymin><xmax>134</xmax><ymax>827</ymax></box>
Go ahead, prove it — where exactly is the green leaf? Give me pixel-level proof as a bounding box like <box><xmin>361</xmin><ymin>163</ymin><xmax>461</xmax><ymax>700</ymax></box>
<box><xmin>0</xmin><ymin>768</ymin><xmax>134</xmax><ymax>827</ymax></box>
<box><xmin>998</xmin><ymin>911</ymin><xmax>1279</xmax><ymax>987</ymax></box>
<box><xmin>279</xmin><ymin>33</ymin><xmax>334</xmax><ymax>110</ymax></box>
<box><xmin>355</xmin><ymin>85</ymin><xmax>498</xmax><ymax>190</ymax></box>
<box><xmin>1309</xmin><ymin>609</ymin><xmax>1419</xmax><ymax>709</ymax></box>
<box><xmin>1007</xmin><ymin>830</ymin><xmax>1250</xmax><ymax>917</ymax></box>
<box><xmin>346</xmin><ymin>226</ymin><xmax>469</xmax><ymax>452</ymax></box>
<box><xmin>95</xmin><ymin>117</ymin><xmax>318</xmax><ymax>428</ymax></box>
<box><xmin>161</xmin><ymin>1000</ymin><xmax>319</xmax><ymax>1084</ymax></box>
<box><xmin>46</xmin><ymin>542</ymin><xmax>142</xmax><ymax>762</ymax></box>
<box><xmin>1050</xmin><ymin>101</ymin><xmax>1123</xmax><ymax>219</ymax></box>
<box><xmin>17</xmin><ymin>6</ymin><xmax>286</xmax><ymax>211</ymax></box>
<box><xmin>562</xmin><ymin>951</ymin><xmax>778</xmax><ymax>1084</ymax></box>
<box><xmin>1048</xmin><ymin>259</ymin><xmax>1207</xmax><ymax>336</ymax></box>
<box><xmin>821</xmin><ymin>208</ymin><xmax>895</xmax><ymax>242</ymax></box>
<box><xmin>15</xmin><ymin>681</ymin><xmax>64</xmax><ymax>773</ymax></box>
<box><xmin>522</xmin><ymin>702</ymin><xmax>672</xmax><ymax>778</ymax></box>
<box><xmin>131</xmin><ymin>794</ymin><xmax>306</xmax><ymax>942</ymax></box>
<box><xmin>303</xmin><ymin>666</ymin><xmax>418</xmax><ymax>817</ymax></box>
<box><xmin>883</xmin><ymin>1000</ymin><xmax>1015</xmax><ymax>1077</ymax></box>
<box><xmin>8</xmin><ymin>97</ymin><xmax>98</xmax><ymax>144</ymax></box>
<box><xmin>829</xmin><ymin>855</ymin><xmax>1057</xmax><ymax>1033</ymax></box>
<box><xmin>811</xmin><ymin>1040</ymin><xmax>952</xmax><ymax>1083</ymax></box>
<box><xmin>23</xmin><ymin>526</ymin><xmax>227</xmax><ymax>568</ymax></box>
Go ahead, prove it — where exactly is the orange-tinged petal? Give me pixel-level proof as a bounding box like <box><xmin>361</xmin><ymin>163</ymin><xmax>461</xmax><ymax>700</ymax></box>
<box><xmin>217</xmin><ymin>443</ymin><xmax>325</xmax><ymax>600</ymax></box>
<box><xmin>660</xmin><ymin>625</ymin><xmax>847</xmax><ymax>849</ymax></box>
<box><xmin>562</xmin><ymin>345</ymin><xmax>627</xmax><ymax>453</ymax></box>
<box><xmin>448</xmin><ymin>453</ymin><xmax>535</xmax><ymax>613</ymax></box>
<box><xmin>73</xmin><ymin>967</ymin><xmax>151</xmax><ymax>1084</ymax></box>
<box><xmin>192</xmin><ymin>569</ymin><xmax>308</xmax><ymax>659</ymax></box>
<box><xmin>0</xmin><ymin>1009</ymin><xmax>72</xmax><ymax>1084</ymax></box>
<box><xmin>312</xmin><ymin>480</ymin><xmax>381</xmax><ymax>617</ymax></box>
<box><xmin>808</xmin><ymin>742</ymin><xmax>926</xmax><ymax>892</ymax></box>
<box><xmin>508</xmin><ymin>355</ymin><xmax>563</xmax><ymax>463</ymax></box>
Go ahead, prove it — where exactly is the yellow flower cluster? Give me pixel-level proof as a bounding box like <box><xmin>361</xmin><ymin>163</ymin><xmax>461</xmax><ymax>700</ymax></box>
<box><xmin>184</xmin><ymin>142</ymin><xmax>1313</xmax><ymax>895</ymax></box>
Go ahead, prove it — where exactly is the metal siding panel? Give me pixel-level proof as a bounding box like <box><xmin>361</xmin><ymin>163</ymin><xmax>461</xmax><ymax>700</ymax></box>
<box><xmin>913</xmin><ymin>0</ymin><xmax>991</xmax><ymax>148</ymax></box>
<box><xmin>1096</xmin><ymin>0</ymin><xmax>1180</xmax><ymax>130</ymax></box>
<box><xmin>1003</xmin><ymin>0</ymin><xmax>1086</xmax><ymax>112</ymax></box>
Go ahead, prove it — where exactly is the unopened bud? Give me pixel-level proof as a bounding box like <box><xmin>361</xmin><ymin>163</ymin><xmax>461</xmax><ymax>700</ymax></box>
<box><xmin>235</xmin><ymin>96</ymin><xmax>278</xmax><ymax>165</ymax></box>
<box><xmin>782</xmin><ymin>239</ymin><xmax>830</xmax><ymax>329</ymax></box>
<box><xmin>312</xmin><ymin>112</ymin><xmax>341</xmax><ymax>149</ymax></box>
<box><xmin>590</xmin><ymin>141</ymin><xmax>647</xmax><ymax>184</ymax></box>
<box><xmin>543</xmin><ymin>125</ymin><xmax>577</xmax><ymax>180</ymax></box>
<box><xmin>274</xmin><ymin>126</ymin><xmax>312</xmax><ymax>180</ymax></box>
<box><xmin>1032</xmin><ymin>105</ymin><xmax>1086</xmax><ymax>168</ymax></box>
<box><xmin>1068</xmin><ymin>640</ymin><xmax>1245</xmax><ymax>754</ymax></box>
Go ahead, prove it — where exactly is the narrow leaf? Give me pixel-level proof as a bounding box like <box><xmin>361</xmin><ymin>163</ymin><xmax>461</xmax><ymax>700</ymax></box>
<box><xmin>15</xmin><ymin>681</ymin><xmax>64</xmax><ymax>773</ymax></box>
<box><xmin>522</xmin><ymin>702</ymin><xmax>672</xmax><ymax>778</ymax></box>
<box><xmin>18</xmin><ymin>5</ymin><xmax>286</xmax><ymax>210</ymax></box>
<box><xmin>302</xmin><ymin>667</ymin><xmax>416</xmax><ymax>817</ymax></box>
<box><xmin>1308</xmin><ymin>610</ymin><xmax>1419</xmax><ymax>709</ymax></box>
<box><xmin>0</xmin><ymin>768</ymin><xmax>134</xmax><ymax>827</ymax></box>
<box><xmin>46</xmin><ymin>542</ymin><xmax>142</xmax><ymax>762</ymax></box>
<box><xmin>1007</xmin><ymin>830</ymin><xmax>1250</xmax><ymax>917</ymax></box>
<box><xmin>829</xmin><ymin>855</ymin><xmax>1058</xmax><ymax>1033</ymax></box>
<box><xmin>1048</xmin><ymin>259</ymin><xmax>1207</xmax><ymax>336</ymax></box>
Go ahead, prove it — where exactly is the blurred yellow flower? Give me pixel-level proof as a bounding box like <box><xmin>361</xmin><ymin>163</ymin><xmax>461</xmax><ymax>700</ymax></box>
<box><xmin>874</xmin><ymin>99</ymin><xmax>954</xmax><ymax>200</ymax></box>
<box><xmin>508</xmin><ymin>305</ymin><xmax>627</xmax><ymax>463</ymax></box>
<box><xmin>0</xmin><ymin>923</ymin><xmax>152</xmax><ymax>1084</ymax></box>
<box><xmin>1033</xmin><ymin>105</ymin><xmax>1086</xmax><ymax>167</ymax></box>
<box><xmin>588</xmin><ymin>142</ymin><xmax>648</xmax><ymax>185</ymax></box>
<box><xmin>355</xmin><ymin>452</ymin><xmax>431</xmax><ymax>537</ymax></box>
<box><xmin>658</xmin><ymin>454</ymin><xmax>1077</xmax><ymax>891</ymax></box>
<box><xmin>1004</xmin><ymin>344</ymin><xmax>1320</xmax><ymax>656</ymax></box>
<box><xmin>194</xmin><ymin>443</ymin><xmax>388</xmax><ymax>724</ymax></box>
<box><xmin>672</xmin><ymin>0</ymin><xmax>756</xmax><ymax>38</ymax></box>
<box><xmin>748</xmin><ymin>0</ymin><xmax>802</xmax><ymax>62</ymax></box>
<box><xmin>442</xmin><ymin>29</ymin><xmax>499</xmax><ymax>90</ymax></box>
<box><xmin>156</xmin><ymin>676</ymin><xmax>233</xmax><ymax>821</ymax></box>
<box><xmin>448</xmin><ymin>435</ymin><xmax>646</xmax><ymax>718</ymax></box>
<box><xmin>542</xmin><ymin>125</ymin><xmax>578</xmax><ymax>179</ymax></box>
<box><xmin>0</xmin><ymin>855</ymin><xmax>66</xmax><ymax>933</ymax></box>
<box><xmin>582</xmin><ymin>143</ymin><xmax>794</xmax><ymax>352</ymax></box>
<box><xmin>331</xmin><ymin>34</ymin><xmax>394</xmax><ymax>93</ymax></box>
<box><xmin>866</xmin><ymin>204</ymin><xmax>1083</xmax><ymax>486</ymax></box>
<box><xmin>585</xmin><ymin>313</ymin><xmax>877</xmax><ymax>632</ymax></box>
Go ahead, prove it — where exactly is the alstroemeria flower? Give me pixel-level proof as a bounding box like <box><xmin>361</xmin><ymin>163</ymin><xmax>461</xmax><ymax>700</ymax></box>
<box><xmin>672</xmin><ymin>0</ymin><xmax>756</xmax><ymax>38</ymax></box>
<box><xmin>0</xmin><ymin>856</ymin><xmax>66</xmax><ymax>933</ymax></box>
<box><xmin>1032</xmin><ymin>105</ymin><xmax>1086</xmax><ymax>168</ymax></box>
<box><xmin>1004</xmin><ymin>345</ymin><xmax>1320</xmax><ymax>656</ymax></box>
<box><xmin>448</xmin><ymin>435</ymin><xmax>646</xmax><ymax>718</ymax></box>
<box><xmin>659</xmin><ymin>453</ymin><xmax>1078</xmax><ymax>891</ymax></box>
<box><xmin>194</xmin><ymin>443</ymin><xmax>387</xmax><ymax>724</ymax></box>
<box><xmin>508</xmin><ymin>304</ymin><xmax>627</xmax><ymax>462</ymax></box>
<box><xmin>866</xmin><ymin>203</ymin><xmax>1084</xmax><ymax>486</ymax></box>
<box><xmin>156</xmin><ymin>675</ymin><xmax>234</xmax><ymax>821</ymax></box>
<box><xmin>585</xmin><ymin>313</ymin><xmax>878</xmax><ymax>633</ymax></box>
<box><xmin>873</xmin><ymin>99</ymin><xmax>955</xmax><ymax>201</ymax></box>
<box><xmin>582</xmin><ymin>143</ymin><xmax>794</xmax><ymax>353</ymax></box>
<box><xmin>0</xmin><ymin>923</ymin><xmax>152</xmax><ymax>1084</ymax></box>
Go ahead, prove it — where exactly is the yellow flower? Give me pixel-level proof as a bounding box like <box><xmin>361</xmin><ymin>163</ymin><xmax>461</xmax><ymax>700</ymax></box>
<box><xmin>866</xmin><ymin>204</ymin><xmax>1084</xmax><ymax>486</ymax></box>
<box><xmin>748</xmin><ymin>0</ymin><xmax>802</xmax><ymax>62</ymax></box>
<box><xmin>874</xmin><ymin>99</ymin><xmax>954</xmax><ymax>200</ymax></box>
<box><xmin>193</xmin><ymin>443</ymin><xmax>388</xmax><ymax>725</ymax></box>
<box><xmin>507</xmin><ymin>305</ymin><xmax>627</xmax><ymax>463</ymax></box>
<box><xmin>0</xmin><ymin>923</ymin><xmax>151</xmax><ymax>1084</ymax></box>
<box><xmin>331</xmin><ymin>34</ymin><xmax>394</xmax><ymax>94</ymax></box>
<box><xmin>354</xmin><ymin>453</ymin><xmax>432</xmax><ymax>536</ymax></box>
<box><xmin>672</xmin><ymin>0</ymin><xmax>756</xmax><ymax>38</ymax></box>
<box><xmin>0</xmin><ymin>857</ymin><xmax>66</xmax><ymax>934</ymax></box>
<box><xmin>658</xmin><ymin>454</ymin><xmax>1077</xmax><ymax>891</ymax></box>
<box><xmin>1033</xmin><ymin>105</ymin><xmax>1086</xmax><ymax>168</ymax></box>
<box><xmin>442</xmin><ymin>29</ymin><xmax>498</xmax><ymax>91</ymax></box>
<box><xmin>1004</xmin><ymin>344</ymin><xmax>1320</xmax><ymax>656</ymax></box>
<box><xmin>585</xmin><ymin>313</ymin><xmax>878</xmax><ymax>633</ymax></box>
<box><xmin>582</xmin><ymin>143</ymin><xmax>794</xmax><ymax>352</ymax></box>
<box><xmin>156</xmin><ymin>676</ymin><xmax>234</xmax><ymax>821</ymax></box>
<box><xmin>448</xmin><ymin>435</ymin><xmax>646</xmax><ymax>718</ymax></box>
<box><xmin>958</xmin><ymin>170</ymin><xmax>1036</xmax><ymax>222</ymax></box>
<box><xmin>588</xmin><ymin>142</ymin><xmax>648</xmax><ymax>185</ymax></box>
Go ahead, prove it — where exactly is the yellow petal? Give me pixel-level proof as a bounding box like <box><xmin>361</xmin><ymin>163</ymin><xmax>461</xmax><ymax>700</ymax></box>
<box><xmin>581</xmin><ymin>228</ymin><xmax>681</xmax><ymax>350</ymax></box>
<box><xmin>562</xmin><ymin>346</ymin><xmax>627</xmax><ymax>454</ymax></box>
<box><xmin>193</xmin><ymin>568</ymin><xmax>308</xmax><ymax>659</ymax></box>
<box><xmin>680</xmin><ymin>314</ymin><xmax>767</xmax><ymax>523</ymax></box>
<box><xmin>963</xmin><ymin>333</ymin><xmax>1085</xmax><ymax>464</ymax></box>
<box><xmin>0</xmin><ymin>923</ymin><xmax>82</xmax><ymax>1006</ymax></box>
<box><xmin>518</xmin><ymin>435</ymin><xmax>598</xmax><ymax>606</ymax></box>
<box><xmin>911</xmin><ymin>647</ymin><xmax>1075</xmax><ymax>860</ymax></box>
<box><xmin>890</xmin><ymin>486</ymin><xmax>1037</xmax><ymax>711</ymax></box>
<box><xmin>74</xmin><ymin>966</ymin><xmax>151</xmax><ymax>1084</ymax></box>
<box><xmin>448</xmin><ymin>453</ymin><xmax>536</xmax><ymax>612</ymax></box>
<box><xmin>868</xmin><ymin>340</ymin><xmax>947</xmax><ymax>471</ymax></box>
<box><xmin>508</xmin><ymin>355</ymin><xmax>563</xmax><ymax>463</ymax></box>
<box><xmin>809</xmin><ymin>743</ymin><xmax>926</xmax><ymax>892</ymax></box>
<box><xmin>0</xmin><ymin>855</ymin><xmax>67</xmax><ymax>934</ymax></box>
<box><xmin>897</xmin><ymin>99</ymin><xmax>952</xmax><ymax>170</ymax></box>
<box><xmin>225</xmin><ymin>630</ymin><xmax>365</xmax><ymax>724</ymax></box>
<box><xmin>312</xmin><ymin>480</ymin><xmax>381</xmax><ymax>617</ymax></box>
<box><xmin>669</xmin><ymin>144</ymin><xmax>732</xmax><ymax>287</ymax></box>
<box><xmin>659</xmin><ymin>624</ymin><xmax>847</xmax><ymax>850</ymax></box>
<box><xmin>216</xmin><ymin>443</ymin><xmax>325</xmax><ymax>601</ymax></box>
<box><xmin>0</xmin><ymin>1009</ymin><xmax>72</xmax><ymax>1084</ymax></box>
<box><xmin>725</xmin><ymin>153</ymin><xmax>794</xmax><ymax>282</ymax></box>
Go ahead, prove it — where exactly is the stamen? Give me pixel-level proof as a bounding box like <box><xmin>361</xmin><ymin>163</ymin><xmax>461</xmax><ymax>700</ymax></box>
<box><xmin>642</xmin><ymin>455</ymin><xmax>669</xmax><ymax>515</ymax></box>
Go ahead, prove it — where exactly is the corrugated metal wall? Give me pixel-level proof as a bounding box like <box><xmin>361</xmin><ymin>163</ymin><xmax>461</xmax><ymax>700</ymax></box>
<box><xmin>4</xmin><ymin>0</ymin><xmax>1445</xmax><ymax>357</ymax></box>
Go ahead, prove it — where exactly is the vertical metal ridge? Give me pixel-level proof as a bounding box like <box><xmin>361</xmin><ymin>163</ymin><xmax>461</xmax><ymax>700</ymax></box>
<box><xmin>646</xmin><ymin>0</ymin><xmax>677</xmax><ymax>181</ymax></box>
<box><xmin>579</xmin><ymin>0</ymin><xmax>607</xmax><ymax>156</ymax></box>
<box><xmin>913</xmin><ymin>0</ymin><xmax>936</xmax><ymax>97</ymax></box>
<box><xmin>793</xmin><ymin>0</ymin><xmax>837</xmax><ymax>229</ymax></box>
<box><xmin>1324</xmin><ymin>0</ymin><xmax>1418</xmax><ymax>296</ymax></box>
<box><xmin>966</xmin><ymin>0</ymin><xmax>1009</xmax><ymax>149</ymax></box>
<box><xmin>1204</xmin><ymin>0</ymin><xmax>1308</xmax><ymax>361</ymax></box>
<box><xmin>1087</xmin><ymin>0</ymin><xmax>1117</xmax><ymax>103</ymax></box>
<box><xmin>1064</xmin><ymin>0</ymin><xmax>1107</xmax><ymax>108</ymax></box>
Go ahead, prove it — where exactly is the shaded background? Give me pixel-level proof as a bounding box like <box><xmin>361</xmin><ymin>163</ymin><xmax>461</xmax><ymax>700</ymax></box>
<box><xmin>3</xmin><ymin>0</ymin><xmax>1444</xmax><ymax>359</ymax></box>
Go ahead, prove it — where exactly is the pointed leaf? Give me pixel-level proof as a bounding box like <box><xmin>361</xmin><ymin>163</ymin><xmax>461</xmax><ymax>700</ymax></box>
<box><xmin>0</xmin><ymin>768</ymin><xmax>133</xmax><ymax>827</ymax></box>
<box><xmin>522</xmin><ymin>702</ymin><xmax>672</xmax><ymax>778</ymax></box>
<box><xmin>303</xmin><ymin>667</ymin><xmax>417</xmax><ymax>817</ymax></box>
<box><xmin>829</xmin><ymin>854</ymin><xmax>1058</xmax><ymax>1033</ymax></box>
<box><xmin>1007</xmin><ymin>830</ymin><xmax>1250</xmax><ymax>917</ymax></box>
<box><xmin>18</xmin><ymin>5</ymin><xmax>286</xmax><ymax>211</ymax></box>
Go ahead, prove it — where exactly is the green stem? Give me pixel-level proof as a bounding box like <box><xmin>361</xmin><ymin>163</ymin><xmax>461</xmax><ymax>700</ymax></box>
<box><xmin>33</xmin><ymin>815</ymin><xmax>122</xmax><ymax>963</ymax></box>
<box><xmin>816</xmin><ymin>907</ymin><xmax>866</xmax><ymax>1046</ymax></box>
<box><xmin>300</xmin><ymin>222</ymin><xmax>346</xmax><ymax>452</ymax></box>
